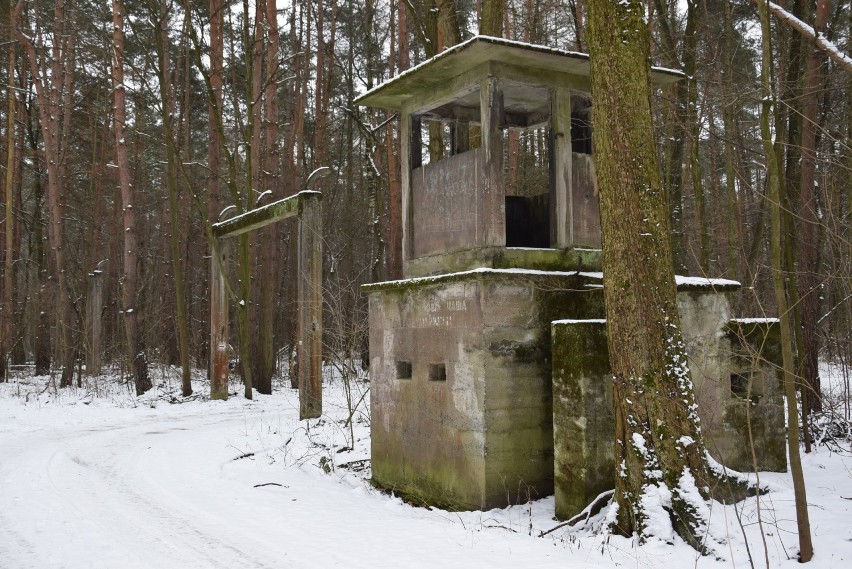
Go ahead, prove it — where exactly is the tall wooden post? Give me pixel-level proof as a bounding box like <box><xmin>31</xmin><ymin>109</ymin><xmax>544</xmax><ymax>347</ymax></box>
<box><xmin>210</xmin><ymin>239</ymin><xmax>229</xmax><ymax>400</ymax></box>
<box><xmin>86</xmin><ymin>271</ymin><xmax>103</xmax><ymax>376</ymax></box>
<box><xmin>297</xmin><ymin>194</ymin><xmax>323</xmax><ymax>419</ymax></box>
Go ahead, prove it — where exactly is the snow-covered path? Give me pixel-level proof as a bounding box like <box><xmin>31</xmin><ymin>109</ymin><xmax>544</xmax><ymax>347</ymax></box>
<box><xmin>0</xmin><ymin>389</ymin><xmax>586</xmax><ymax>569</ymax></box>
<box><xmin>2</xmin><ymin>375</ymin><xmax>852</xmax><ymax>569</ymax></box>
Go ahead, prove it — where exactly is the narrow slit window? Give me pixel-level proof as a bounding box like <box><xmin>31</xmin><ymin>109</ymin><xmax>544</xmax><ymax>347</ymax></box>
<box><xmin>731</xmin><ymin>371</ymin><xmax>763</xmax><ymax>403</ymax></box>
<box><xmin>730</xmin><ymin>373</ymin><xmax>750</xmax><ymax>398</ymax></box>
<box><xmin>396</xmin><ymin>361</ymin><xmax>412</xmax><ymax>380</ymax></box>
<box><xmin>428</xmin><ymin>363</ymin><xmax>447</xmax><ymax>382</ymax></box>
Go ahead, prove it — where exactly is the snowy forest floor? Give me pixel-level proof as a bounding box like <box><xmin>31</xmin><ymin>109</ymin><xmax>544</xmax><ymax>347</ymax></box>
<box><xmin>1</xmin><ymin>362</ymin><xmax>851</xmax><ymax>569</ymax></box>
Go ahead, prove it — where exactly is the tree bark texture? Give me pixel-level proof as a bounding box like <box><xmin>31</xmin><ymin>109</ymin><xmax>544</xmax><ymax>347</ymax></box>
<box><xmin>112</xmin><ymin>0</ymin><xmax>150</xmax><ymax>395</ymax></box>
<box><xmin>757</xmin><ymin>0</ymin><xmax>814</xmax><ymax>560</ymax></box>
<box><xmin>14</xmin><ymin>0</ymin><xmax>76</xmax><ymax>386</ymax></box>
<box><xmin>154</xmin><ymin>0</ymin><xmax>192</xmax><ymax>396</ymax></box>
<box><xmin>254</xmin><ymin>0</ymin><xmax>282</xmax><ymax>395</ymax></box>
<box><xmin>2</xmin><ymin>0</ymin><xmax>17</xmax><ymax>381</ymax></box>
<box><xmin>586</xmin><ymin>0</ymin><xmax>717</xmax><ymax>546</ymax></box>
<box><xmin>795</xmin><ymin>0</ymin><xmax>829</xmax><ymax>415</ymax></box>
<box><xmin>479</xmin><ymin>0</ymin><xmax>503</xmax><ymax>36</ymax></box>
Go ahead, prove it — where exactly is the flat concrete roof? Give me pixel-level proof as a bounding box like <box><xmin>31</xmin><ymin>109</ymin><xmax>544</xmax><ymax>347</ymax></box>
<box><xmin>355</xmin><ymin>36</ymin><xmax>685</xmax><ymax>111</ymax></box>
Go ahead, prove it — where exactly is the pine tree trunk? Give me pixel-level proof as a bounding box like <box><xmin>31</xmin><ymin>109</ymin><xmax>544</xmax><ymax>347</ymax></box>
<box><xmin>479</xmin><ymin>0</ymin><xmax>503</xmax><ymax>36</ymax></box>
<box><xmin>2</xmin><ymin>0</ymin><xmax>17</xmax><ymax>382</ymax></box>
<box><xmin>154</xmin><ymin>0</ymin><xmax>191</xmax><ymax>396</ymax></box>
<box><xmin>208</xmin><ymin>0</ymin><xmax>224</xmax><ymax>387</ymax></box>
<box><xmin>112</xmin><ymin>0</ymin><xmax>150</xmax><ymax>395</ymax></box>
<box><xmin>15</xmin><ymin>0</ymin><xmax>76</xmax><ymax>386</ymax></box>
<box><xmin>254</xmin><ymin>0</ymin><xmax>282</xmax><ymax>395</ymax></box>
<box><xmin>796</xmin><ymin>0</ymin><xmax>829</xmax><ymax>415</ymax></box>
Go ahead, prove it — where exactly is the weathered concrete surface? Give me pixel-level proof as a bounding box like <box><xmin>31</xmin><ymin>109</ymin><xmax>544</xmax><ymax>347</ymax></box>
<box><xmin>678</xmin><ymin>297</ymin><xmax>786</xmax><ymax>473</ymax></box>
<box><xmin>718</xmin><ymin>319</ymin><xmax>786</xmax><ymax>472</ymax></box>
<box><xmin>404</xmin><ymin>246</ymin><xmax>602</xmax><ymax>277</ymax></box>
<box><xmin>570</xmin><ymin>153</ymin><xmax>601</xmax><ymax>248</ymax></box>
<box><xmin>551</xmin><ymin>320</ymin><xmax>612</xmax><ymax>520</ymax></box>
<box><xmin>367</xmin><ymin>271</ymin><xmax>604</xmax><ymax>510</ymax></box>
<box><xmin>551</xmin><ymin>291</ymin><xmax>786</xmax><ymax>520</ymax></box>
<box><xmin>411</xmin><ymin>150</ymin><xmax>481</xmax><ymax>258</ymax></box>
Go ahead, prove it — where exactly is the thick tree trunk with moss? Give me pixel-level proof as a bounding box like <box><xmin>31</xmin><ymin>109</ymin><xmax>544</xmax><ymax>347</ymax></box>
<box><xmin>586</xmin><ymin>0</ymin><xmax>720</xmax><ymax>546</ymax></box>
<box><xmin>479</xmin><ymin>0</ymin><xmax>503</xmax><ymax>36</ymax></box>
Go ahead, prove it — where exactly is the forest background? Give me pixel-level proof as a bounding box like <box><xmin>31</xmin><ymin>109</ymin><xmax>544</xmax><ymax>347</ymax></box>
<box><xmin>0</xmin><ymin>0</ymin><xmax>848</xmax><ymax>417</ymax></box>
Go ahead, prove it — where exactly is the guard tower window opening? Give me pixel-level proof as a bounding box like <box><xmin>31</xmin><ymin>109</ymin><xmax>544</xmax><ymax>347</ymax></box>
<box><xmin>396</xmin><ymin>361</ymin><xmax>412</xmax><ymax>380</ymax></box>
<box><xmin>418</xmin><ymin>118</ymin><xmax>479</xmax><ymax>167</ymax></box>
<box><xmin>571</xmin><ymin>98</ymin><xmax>592</xmax><ymax>155</ymax></box>
<box><xmin>731</xmin><ymin>371</ymin><xmax>763</xmax><ymax>403</ymax></box>
<box><xmin>428</xmin><ymin>363</ymin><xmax>447</xmax><ymax>382</ymax></box>
<box><xmin>505</xmin><ymin>124</ymin><xmax>551</xmax><ymax>248</ymax></box>
<box><xmin>418</xmin><ymin>119</ymin><xmax>448</xmax><ymax>166</ymax></box>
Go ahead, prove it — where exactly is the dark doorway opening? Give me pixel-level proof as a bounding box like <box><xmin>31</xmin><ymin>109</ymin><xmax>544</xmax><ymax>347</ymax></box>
<box><xmin>505</xmin><ymin>194</ymin><xmax>550</xmax><ymax>248</ymax></box>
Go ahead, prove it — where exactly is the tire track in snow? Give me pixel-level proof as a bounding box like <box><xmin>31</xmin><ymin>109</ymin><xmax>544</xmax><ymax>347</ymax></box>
<box><xmin>0</xmin><ymin>407</ymin><xmax>292</xmax><ymax>569</ymax></box>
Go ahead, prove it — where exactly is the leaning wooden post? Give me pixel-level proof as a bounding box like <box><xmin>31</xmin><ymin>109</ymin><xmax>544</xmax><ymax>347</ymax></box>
<box><xmin>297</xmin><ymin>193</ymin><xmax>323</xmax><ymax>419</ymax></box>
<box><xmin>210</xmin><ymin>238</ymin><xmax>229</xmax><ymax>400</ymax></box>
<box><xmin>86</xmin><ymin>270</ymin><xmax>104</xmax><ymax>376</ymax></box>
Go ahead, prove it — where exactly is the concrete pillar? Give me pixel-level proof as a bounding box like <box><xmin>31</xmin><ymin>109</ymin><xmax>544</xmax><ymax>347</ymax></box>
<box><xmin>210</xmin><ymin>239</ymin><xmax>229</xmax><ymax>400</ymax></box>
<box><xmin>551</xmin><ymin>319</ymin><xmax>614</xmax><ymax>520</ymax></box>
<box><xmin>297</xmin><ymin>194</ymin><xmax>323</xmax><ymax>419</ymax></box>
<box><xmin>86</xmin><ymin>271</ymin><xmax>103</xmax><ymax>376</ymax></box>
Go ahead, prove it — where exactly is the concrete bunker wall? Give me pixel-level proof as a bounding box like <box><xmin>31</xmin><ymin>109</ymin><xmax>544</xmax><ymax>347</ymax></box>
<box><xmin>368</xmin><ymin>271</ymin><xmax>604</xmax><ymax>510</ymax></box>
<box><xmin>551</xmin><ymin>293</ymin><xmax>786</xmax><ymax>520</ymax></box>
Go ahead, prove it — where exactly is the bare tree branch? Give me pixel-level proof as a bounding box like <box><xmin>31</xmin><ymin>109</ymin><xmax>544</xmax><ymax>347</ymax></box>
<box><xmin>763</xmin><ymin>1</ymin><xmax>852</xmax><ymax>73</ymax></box>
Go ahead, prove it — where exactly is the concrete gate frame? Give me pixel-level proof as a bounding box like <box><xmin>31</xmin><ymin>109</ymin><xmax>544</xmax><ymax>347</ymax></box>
<box><xmin>208</xmin><ymin>186</ymin><xmax>323</xmax><ymax>420</ymax></box>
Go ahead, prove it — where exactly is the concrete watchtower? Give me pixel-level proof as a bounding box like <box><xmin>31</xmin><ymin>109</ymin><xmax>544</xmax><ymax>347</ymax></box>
<box><xmin>357</xmin><ymin>37</ymin><xmax>785</xmax><ymax>514</ymax></box>
<box><xmin>357</xmin><ymin>36</ymin><xmax>681</xmax><ymax>278</ymax></box>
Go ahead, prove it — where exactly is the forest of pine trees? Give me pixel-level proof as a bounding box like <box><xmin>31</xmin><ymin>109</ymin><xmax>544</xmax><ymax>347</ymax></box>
<box><xmin>0</xmin><ymin>0</ymin><xmax>849</xmax><ymax>420</ymax></box>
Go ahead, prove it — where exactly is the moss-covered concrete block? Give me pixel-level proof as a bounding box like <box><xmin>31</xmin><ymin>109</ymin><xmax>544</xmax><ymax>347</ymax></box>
<box><xmin>551</xmin><ymin>320</ymin><xmax>614</xmax><ymax>520</ymax></box>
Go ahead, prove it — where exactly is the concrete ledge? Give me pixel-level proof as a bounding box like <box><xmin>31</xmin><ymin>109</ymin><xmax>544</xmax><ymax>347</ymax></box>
<box><xmin>401</xmin><ymin>246</ymin><xmax>604</xmax><ymax>277</ymax></box>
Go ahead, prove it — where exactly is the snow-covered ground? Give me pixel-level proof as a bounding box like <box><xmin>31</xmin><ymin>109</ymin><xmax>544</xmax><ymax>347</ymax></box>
<box><xmin>1</xmin><ymin>363</ymin><xmax>850</xmax><ymax>569</ymax></box>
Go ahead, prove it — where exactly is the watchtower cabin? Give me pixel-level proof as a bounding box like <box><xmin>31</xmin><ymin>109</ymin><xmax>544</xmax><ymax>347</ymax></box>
<box><xmin>356</xmin><ymin>36</ymin><xmax>681</xmax><ymax>277</ymax></box>
<box><xmin>357</xmin><ymin>37</ymin><xmax>785</xmax><ymax>516</ymax></box>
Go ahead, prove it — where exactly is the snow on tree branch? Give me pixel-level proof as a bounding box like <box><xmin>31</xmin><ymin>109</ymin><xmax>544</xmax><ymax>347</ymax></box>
<box><xmin>764</xmin><ymin>1</ymin><xmax>852</xmax><ymax>73</ymax></box>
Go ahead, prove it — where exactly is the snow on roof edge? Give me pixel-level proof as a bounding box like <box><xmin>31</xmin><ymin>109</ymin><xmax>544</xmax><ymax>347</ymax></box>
<box><xmin>355</xmin><ymin>35</ymin><xmax>685</xmax><ymax>107</ymax></box>
<box><xmin>363</xmin><ymin>268</ymin><xmax>741</xmax><ymax>290</ymax></box>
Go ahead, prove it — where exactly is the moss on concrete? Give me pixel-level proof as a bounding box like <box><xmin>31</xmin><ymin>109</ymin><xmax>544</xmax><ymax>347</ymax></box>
<box><xmin>396</xmin><ymin>246</ymin><xmax>603</xmax><ymax>278</ymax></box>
<box><xmin>551</xmin><ymin>321</ymin><xmax>614</xmax><ymax>520</ymax></box>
